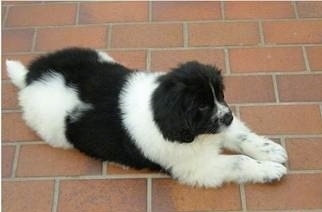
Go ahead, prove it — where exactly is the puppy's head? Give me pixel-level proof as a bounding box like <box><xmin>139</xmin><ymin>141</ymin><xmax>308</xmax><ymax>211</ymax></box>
<box><xmin>152</xmin><ymin>61</ymin><xmax>233</xmax><ymax>143</ymax></box>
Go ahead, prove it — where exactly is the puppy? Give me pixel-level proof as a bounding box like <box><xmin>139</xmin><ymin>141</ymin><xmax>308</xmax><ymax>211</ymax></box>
<box><xmin>7</xmin><ymin>47</ymin><xmax>287</xmax><ymax>187</ymax></box>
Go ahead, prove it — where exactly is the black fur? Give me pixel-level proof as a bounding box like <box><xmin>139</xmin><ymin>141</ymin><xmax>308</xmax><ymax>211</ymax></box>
<box><xmin>26</xmin><ymin>47</ymin><xmax>230</xmax><ymax>171</ymax></box>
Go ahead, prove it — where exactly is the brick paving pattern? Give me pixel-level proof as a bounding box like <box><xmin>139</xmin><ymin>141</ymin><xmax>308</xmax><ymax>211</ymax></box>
<box><xmin>2</xmin><ymin>1</ymin><xmax>322</xmax><ymax>212</ymax></box>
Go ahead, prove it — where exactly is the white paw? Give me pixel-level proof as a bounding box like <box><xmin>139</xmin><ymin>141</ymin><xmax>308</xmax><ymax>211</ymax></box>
<box><xmin>248</xmin><ymin>138</ymin><xmax>288</xmax><ymax>163</ymax></box>
<box><xmin>257</xmin><ymin>139</ymin><xmax>288</xmax><ymax>163</ymax></box>
<box><xmin>256</xmin><ymin>161</ymin><xmax>287</xmax><ymax>183</ymax></box>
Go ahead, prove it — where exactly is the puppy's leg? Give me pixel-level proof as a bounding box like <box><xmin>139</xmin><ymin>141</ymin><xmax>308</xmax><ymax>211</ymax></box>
<box><xmin>221</xmin><ymin>116</ymin><xmax>287</xmax><ymax>163</ymax></box>
<box><xmin>172</xmin><ymin>154</ymin><xmax>286</xmax><ymax>187</ymax></box>
<box><xmin>96</xmin><ymin>51</ymin><xmax>116</xmax><ymax>63</ymax></box>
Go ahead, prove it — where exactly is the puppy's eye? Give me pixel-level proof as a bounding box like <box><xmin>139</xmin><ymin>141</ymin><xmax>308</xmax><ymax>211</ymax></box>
<box><xmin>198</xmin><ymin>104</ymin><xmax>209</xmax><ymax>111</ymax></box>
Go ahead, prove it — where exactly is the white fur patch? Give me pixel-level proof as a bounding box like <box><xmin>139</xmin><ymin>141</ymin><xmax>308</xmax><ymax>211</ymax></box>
<box><xmin>18</xmin><ymin>72</ymin><xmax>91</xmax><ymax>149</ymax></box>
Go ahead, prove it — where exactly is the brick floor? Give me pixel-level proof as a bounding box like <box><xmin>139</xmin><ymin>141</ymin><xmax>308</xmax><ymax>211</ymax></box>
<box><xmin>2</xmin><ymin>1</ymin><xmax>322</xmax><ymax>212</ymax></box>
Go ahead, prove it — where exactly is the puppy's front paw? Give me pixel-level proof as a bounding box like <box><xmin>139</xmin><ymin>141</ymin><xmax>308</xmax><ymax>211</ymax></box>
<box><xmin>250</xmin><ymin>138</ymin><xmax>288</xmax><ymax>163</ymax></box>
<box><xmin>257</xmin><ymin>161</ymin><xmax>287</xmax><ymax>183</ymax></box>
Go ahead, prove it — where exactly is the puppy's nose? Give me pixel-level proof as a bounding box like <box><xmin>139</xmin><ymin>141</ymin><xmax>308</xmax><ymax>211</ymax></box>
<box><xmin>221</xmin><ymin>113</ymin><xmax>233</xmax><ymax>126</ymax></box>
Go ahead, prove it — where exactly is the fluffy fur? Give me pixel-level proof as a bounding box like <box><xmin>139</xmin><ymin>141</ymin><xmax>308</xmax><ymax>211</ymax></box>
<box><xmin>7</xmin><ymin>47</ymin><xmax>288</xmax><ymax>187</ymax></box>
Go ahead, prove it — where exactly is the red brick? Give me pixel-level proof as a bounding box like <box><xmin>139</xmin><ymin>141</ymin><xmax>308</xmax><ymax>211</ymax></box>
<box><xmin>2</xmin><ymin>29</ymin><xmax>34</xmax><ymax>53</ymax></box>
<box><xmin>79</xmin><ymin>2</ymin><xmax>148</xmax><ymax>24</ymax></box>
<box><xmin>106</xmin><ymin>163</ymin><xmax>154</xmax><ymax>175</ymax></box>
<box><xmin>2</xmin><ymin>112</ymin><xmax>39</xmax><ymax>142</ymax></box>
<box><xmin>240</xmin><ymin>105</ymin><xmax>322</xmax><ymax>135</ymax></box>
<box><xmin>307</xmin><ymin>47</ymin><xmax>322</xmax><ymax>71</ymax></box>
<box><xmin>151</xmin><ymin>49</ymin><xmax>225</xmax><ymax>72</ymax></box>
<box><xmin>297</xmin><ymin>1</ymin><xmax>322</xmax><ymax>18</ymax></box>
<box><xmin>36</xmin><ymin>26</ymin><xmax>107</xmax><ymax>51</ymax></box>
<box><xmin>2</xmin><ymin>82</ymin><xmax>19</xmax><ymax>110</ymax></box>
<box><xmin>152</xmin><ymin>179</ymin><xmax>241</xmax><ymax>212</ymax></box>
<box><xmin>264</xmin><ymin>20</ymin><xmax>322</xmax><ymax>44</ymax></box>
<box><xmin>111</xmin><ymin>23</ymin><xmax>183</xmax><ymax>48</ymax></box>
<box><xmin>277</xmin><ymin>74</ymin><xmax>322</xmax><ymax>102</ymax></box>
<box><xmin>2</xmin><ymin>53</ymin><xmax>39</xmax><ymax>79</ymax></box>
<box><xmin>229</xmin><ymin>47</ymin><xmax>305</xmax><ymax>73</ymax></box>
<box><xmin>286</xmin><ymin>138</ymin><xmax>322</xmax><ymax>170</ymax></box>
<box><xmin>152</xmin><ymin>1</ymin><xmax>221</xmax><ymax>21</ymax></box>
<box><xmin>225</xmin><ymin>2</ymin><xmax>294</xmax><ymax>19</ymax></box>
<box><xmin>245</xmin><ymin>174</ymin><xmax>322</xmax><ymax>209</ymax></box>
<box><xmin>108</xmin><ymin>50</ymin><xmax>146</xmax><ymax>70</ymax></box>
<box><xmin>59</xmin><ymin>179</ymin><xmax>146</xmax><ymax>212</ymax></box>
<box><xmin>189</xmin><ymin>22</ymin><xmax>260</xmax><ymax>46</ymax></box>
<box><xmin>6</xmin><ymin>4</ymin><xmax>76</xmax><ymax>27</ymax></box>
<box><xmin>3</xmin><ymin>181</ymin><xmax>54</xmax><ymax>212</ymax></box>
<box><xmin>225</xmin><ymin>75</ymin><xmax>275</xmax><ymax>103</ymax></box>
<box><xmin>16</xmin><ymin>144</ymin><xmax>101</xmax><ymax>177</ymax></box>
<box><xmin>2</xmin><ymin>145</ymin><xmax>15</xmax><ymax>177</ymax></box>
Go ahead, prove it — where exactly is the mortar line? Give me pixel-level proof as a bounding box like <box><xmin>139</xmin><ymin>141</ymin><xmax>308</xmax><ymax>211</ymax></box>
<box><xmin>224</xmin><ymin>48</ymin><xmax>231</xmax><ymax>74</ymax></box>
<box><xmin>3</xmin><ymin>5</ymin><xmax>10</xmax><ymax>26</ymax></box>
<box><xmin>272</xmin><ymin>74</ymin><xmax>280</xmax><ymax>103</ymax></box>
<box><xmin>4</xmin><ymin>44</ymin><xmax>322</xmax><ymax>54</ymax></box>
<box><xmin>2</xmin><ymin>141</ymin><xmax>45</xmax><ymax>146</ymax></box>
<box><xmin>51</xmin><ymin>179</ymin><xmax>60</xmax><ymax>212</ymax></box>
<box><xmin>3</xmin><ymin>18</ymin><xmax>322</xmax><ymax>30</ymax></box>
<box><xmin>31</xmin><ymin>27</ymin><xmax>38</xmax><ymax>52</ymax></box>
<box><xmin>220</xmin><ymin>1</ymin><xmax>225</xmax><ymax>20</ymax></box>
<box><xmin>302</xmin><ymin>46</ymin><xmax>311</xmax><ymax>72</ymax></box>
<box><xmin>2</xmin><ymin>109</ymin><xmax>23</xmax><ymax>113</ymax></box>
<box><xmin>75</xmin><ymin>2</ymin><xmax>80</xmax><ymax>25</ymax></box>
<box><xmin>183</xmin><ymin>22</ymin><xmax>189</xmax><ymax>48</ymax></box>
<box><xmin>239</xmin><ymin>184</ymin><xmax>247</xmax><ymax>211</ymax></box>
<box><xmin>288</xmin><ymin>170</ymin><xmax>322</xmax><ymax>174</ymax></box>
<box><xmin>292</xmin><ymin>1</ymin><xmax>300</xmax><ymax>19</ymax></box>
<box><xmin>147</xmin><ymin>178</ymin><xmax>152</xmax><ymax>212</ymax></box>
<box><xmin>258</xmin><ymin>20</ymin><xmax>265</xmax><ymax>45</ymax></box>
<box><xmin>230</xmin><ymin>101</ymin><xmax>322</xmax><ymax>107</ymax></box>
<box><xmin>3</xmin><ymin>173</ymin><xmax>170</xmax><ymax>182</ymax></box>
<box><xmin>148</xmin><ymin>0</ymin><xmax>152</xmax><ymax>22</ymax></box>
<box><xmin>234</xmin><ymin>105</ymin><xmax>240</xmax><ymax>118</ymax></box>
<box><xmin>102</xmin><ymin>161</ymin><xmax>108</xmax><ymax>175</ymax></box>
<box><xmin>146</xmin><ymin>49</ymin><xmax>152</xmax><ymax>71</ymax></box>
<box><xmin>11</xmin><ymin>144</ymin><xmax>21</xmax><ymax>178</ymax></box>
<box><xmin>107</xmin><ymin>24</ymin><xmax>112</xmax><ymax>49</ymax></box>
<box><xmin>280</xmin><ymin>136</ymin><xmax>290</xmax><ymax>169</ymax></box>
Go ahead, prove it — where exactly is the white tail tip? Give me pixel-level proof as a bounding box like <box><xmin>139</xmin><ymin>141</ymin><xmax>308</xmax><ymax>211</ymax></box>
<box><xmin>6</xmin><ymin>60</ymin><xmax>28</xmax><ymax>89</ymax></box>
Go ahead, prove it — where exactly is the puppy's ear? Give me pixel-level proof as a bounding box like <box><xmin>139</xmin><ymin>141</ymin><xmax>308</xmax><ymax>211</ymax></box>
<box><xmin>152</xmin><ymin>79</ymin><xmax>195</xmax><ymax>143</ymax></box>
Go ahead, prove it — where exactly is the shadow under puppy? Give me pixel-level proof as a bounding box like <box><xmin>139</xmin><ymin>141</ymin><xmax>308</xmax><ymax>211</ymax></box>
<box><xmin>7</xmin><ymin>47</ymin><xmax>287</xmax><ymax>187</ymax></box>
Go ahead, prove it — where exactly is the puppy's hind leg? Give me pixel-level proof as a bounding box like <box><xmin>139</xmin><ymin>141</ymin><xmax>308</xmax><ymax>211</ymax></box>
<box><xmin>221</xmin><ymin>116</ymin><xmax>288</xmax><ymax>164</ymax></box>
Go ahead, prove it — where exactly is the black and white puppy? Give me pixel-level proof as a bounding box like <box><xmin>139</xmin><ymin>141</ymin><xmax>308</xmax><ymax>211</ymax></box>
<box><xmin>7</xmin><ymin>47</ymin><xmax>287</xmax><ymax>187</ymax></box>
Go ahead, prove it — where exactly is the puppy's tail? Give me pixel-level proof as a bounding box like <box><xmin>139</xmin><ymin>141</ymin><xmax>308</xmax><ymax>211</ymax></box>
<box><xmin>6</xmin><ymin>60</ymin><xmax>28</xmax><ymax>89</ymax></box>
